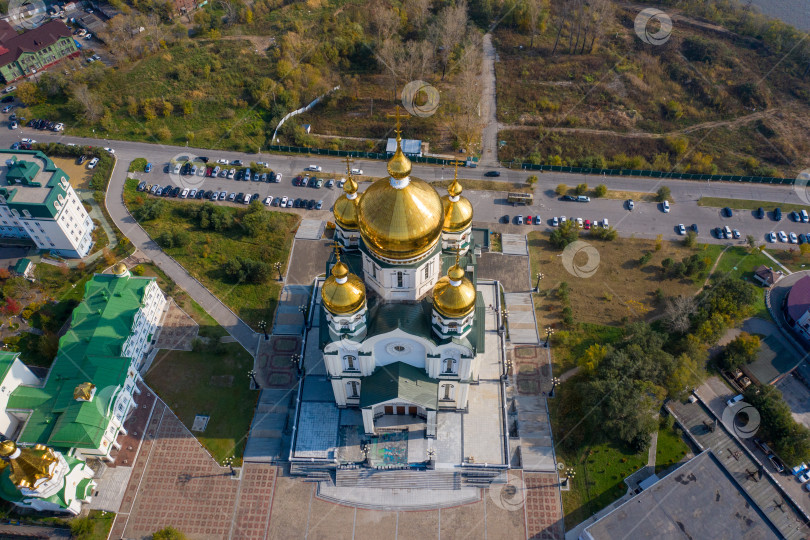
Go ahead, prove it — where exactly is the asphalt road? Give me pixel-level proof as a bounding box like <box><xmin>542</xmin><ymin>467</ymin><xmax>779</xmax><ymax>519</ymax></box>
<box><xmin>4</xmin><ymin>125</ymin><xmax>808</xmax><ymax>248</ymax></box>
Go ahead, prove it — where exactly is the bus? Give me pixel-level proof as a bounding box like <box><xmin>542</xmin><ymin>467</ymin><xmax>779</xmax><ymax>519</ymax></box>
<box><xmin>507</xmin><ymin>192</ymin><xmax>533</xmax><ymax>206</ymax></box>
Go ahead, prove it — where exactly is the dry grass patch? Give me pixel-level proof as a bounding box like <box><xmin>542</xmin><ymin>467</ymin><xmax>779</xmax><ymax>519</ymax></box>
<box><xmin>431</xmin><ymin>178</ymin><xmax>533</xmax><ymax>193</ymax></box>
<box><xmin>52</xmin><ymin>157</ymin><xmax>93</xmax><ymax>189</ymax></box>
<box><xmin>530</xmin><ymin>233</ymin><xmax>714</xmax><ymax>328</ymax></box>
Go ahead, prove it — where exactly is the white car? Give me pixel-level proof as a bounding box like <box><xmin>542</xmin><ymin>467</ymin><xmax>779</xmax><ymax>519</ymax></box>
<box><xmin>263</xmin><ymin>196</ymin><xmax>273</xmax><ymax>206</ymax></box>
<box><xmin>216</xmin><ymin>159</ymin><xmax>229</xmax><ymax>165</ymax></box>
<box><xmin>552</xmin><ymin>216</ymin><xmax>559</xmax><ymax>227</ymax></box>
<box><xmin>103</xmin><ymin>147</ymin><xmax>114</xmax><ymax>154</ymax></box>
<box><xmin>767</xmin><ymin>232</ymin><xmax>776</xmax><ymax>243</ymax></box>
<box><xmin>274</xmin><ymin>173</ymin><xmax>282</xmax><ymax>182</ymax></box>
<box><xmin>576</xmin><ymin>217</ymin><xmax>584</xmax><ymax>226</ymax></box>
<box><xmin>189</xmin><ymin>189</ymin><xmax>197</xmax><ymax>198</ymax></box>
<box><xmin>677</xmin><ymin>224</ymin><xmax>686</xmax><ymax>235</ymax></box>
<box><xmin>726</xmin><ymin>394</ymin><xmax>744</xmax><ymax>407</ymax></box>
<box><xmin>9</xmin><ymin>121</ymin><xmax>17</xmax><ymax>130</ymax></box>
<box><xmin>228</xmin><ymin>168</ymin><xmax>236</xmax><ymax>179</ymax></box>
<box><xmin>602</xmin><ymin>218</ymin><xmax>609</xmax><ymax>228</ymax></box>
<box><xmin>778</xmin><ymin>231</ymin><xmax>788</xmax><ymax>242</ymax></box>
<box><xmin>280</xmin><ymin>196</ymin><xmax>289</xmax><ymax>206</ymax></box>
<box><xmin>3</xmin><ymin>86</ymin><xmax>15</xmax><ymax>94</ymax></box>
<box><xmin>196</xmin><ymin>166</ymin><xmax>205</xmax><ymax>177</ymax></box>
<box><xmin>180</xmin><ymin>188</ymin><xmax>189</xmax><ymax>198</ymax></box>
<box><xmin>351</xmin><ymin>168</ymin><xmax>363</xmax><ymax>175</ymax></box>
<box><xmin>21</xmin><ymin>138</ymin><xmax>35</xmax><ymax>143</ymax></box>
<box><xmin>560</xmin><ymin>216</ymin><xmax>567</xmax><ymax>224</ymax></box>
<box><xmin>662</xmin><ymin>200</ymin><xmax>671</xmax><ymax>213</ymax></box>
<box><xmin>87</xmin><ymin>157</ymin><xmax>99</xmax><ymax>169</ymax></box>
<box><xmin>516</xmin><ymin>215</ymin><xmax>524</xmax><ymax>225</ymax></box>
<box><xmin>627</xmin><ymin>199</ymin><xmax>634</xmax><ymax>210</ymax></box>
<box><xmin>52</xmin><ymin>123</ymin><xmax>64</xmax><ymax>132</ymax></box>
<box><xmin>790</xmin><ymin>232</ymin><xmax>799</xmax><ymax>244</ymax></box>
<box><xmin>337</xmin><ymin>178</ymin><xmax>346</xmax><ymax>188</ymax></box>
<box><xmin>305</xmin><ymin>165</ymin><xmax>322</xmax><ymax>172</ymax></box>
<box><xmin>211</xmin><ymin>192</ymin><xmax>219</xmax><ymax>201</ymax></box>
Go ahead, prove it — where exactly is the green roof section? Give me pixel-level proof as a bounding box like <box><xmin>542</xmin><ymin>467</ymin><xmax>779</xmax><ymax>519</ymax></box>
<box><xmin>0</xmin><ymin>150</ymin><xmax>71</xmax><ymax>219</ymax></box>
<box><xmin>0</xmin><ymin>351</ymin><xmax>19</xmax><ymax>383</ymax></box>
<box><xmin>360</xmin><ymin>362</ymin><xmax>438</xmax><ymax>410</ymax></box>
<box><xmin>8</xmin><ymin>273</ymin><xmax>157</xmax><ymax>451</ymax></box>
<box><xmin>13</xmin><ymin>258</ymin><xmax>31</xmax><ymax>275</ymax></box>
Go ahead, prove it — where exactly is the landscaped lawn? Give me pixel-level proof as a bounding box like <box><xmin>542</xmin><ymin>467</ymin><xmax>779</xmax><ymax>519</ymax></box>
<box><xmin>655</xmin><ymin>418</ymin><xmax>690</xmax><ymax>474</ymax></box>
<box><xmin>707</xmin><ymin>245</ymin><xmax>775</xmax><ymax>319</ymax></box>
<box><xmin>144</xmin><ymin>342</ymin><xmax>258</xmax><ymax>464</ymax></box>
<box><xmin>550</xmin><ymin>388</ymin><xmax>647</xmax><ymax>531</ymax></box>
<box><xmin>124</xmin><ymin>178</ymin><xmax>299</xmax><ymax>330</ymax></box>
<box><xmin>698</xmin><ymin>197</ymin><xmax>810</xmax><ymax>214</ymax></box>
<box><xmin>547</xmin><ymin>322</ymin><xmax>624</xmax><ymax>375</ymax></box>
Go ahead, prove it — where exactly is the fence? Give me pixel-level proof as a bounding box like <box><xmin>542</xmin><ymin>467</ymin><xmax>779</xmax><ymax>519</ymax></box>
<box><xmin>265</xmin><ymin>144</ymin><xmax>796</xmax><ymax>185</ymax></box>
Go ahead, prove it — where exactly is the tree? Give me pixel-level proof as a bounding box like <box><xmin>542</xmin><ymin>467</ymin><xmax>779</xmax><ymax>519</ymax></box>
<box><xmin>549</xmin><ymin>219</ymin><xmax>579</xmax><ymax>249</ymax></box>
<box><xmin>2</xmin><ymin>298</ymin><xmax>22</xmax><ymax>316</ymax></box>
<box><xmin>69</xmin><ymin>84</ymin><xmax>104</xmax><ymax>123</ymax></box>
<box><xmin>747</xmin><ymin>235</ymin><xmax>757</xmax><ymax>250</ymax></box>
<box><xmin>745</xmin><ymin>385</ymin><xmax>810</xmax><ymax>467</ymax></box>
<box><xmin>683</xmin><ymin>230</ymin><xmax>697</xmax><ymax>248</ymax></box>
<box><xmin>430</xmin><ymin>0</ymin><xmax>468</xmax><ymax>79</ymax></box>
<box><xmin>574</xmin><ymin>183</ymin><xmax>588</xmax><ymax>195</ymax></box>
<box><xmin>665</xmin><ymin>352</ymin><xmax>705</xmax><ymax>399</ymax></box>
<box><xmin>555</xmin><ymin>184</ymin><xmax>568</xmax><ymax>196</ymax></box>
<box><xmin>662</xmin><ymin>296</ymin><xmax>697</xmax><ymax>334</ymax></box>
<box><xmin>719</xmin><ymin>332</ymin><xmax>760</xmax><ymax>371</ymax></box>
<box><xmin>594</xmin><ymin>184</ymin><xmax>607</xmax><ymax>197</ymax></box>
<box><xmin>38</xmin><ymin>332</ymin><xmax>59</xmax><ymax>361</ymax></box>
<box><xmin>152</xmin><ymin>527</ymin><xmax>188</xmax><ymax>540</ymax></box>
<box><xmin>15</xmin><ymin>81</ymin><xmax>44</xmax><ymax>106</ymax></box>
<box><xmin>70</xmin><ymin>517</ymin><xmax>95</xmax><ymax>540</ymax></box>
<box><xmin>656</xmin><ymin>186</ymin><xmax>671</xmax><ymax>202</ymax></box>
<box><xmin>526</xmin><ymin>175</ymin><xmax>538</xmax><ymax>188</ymax></box>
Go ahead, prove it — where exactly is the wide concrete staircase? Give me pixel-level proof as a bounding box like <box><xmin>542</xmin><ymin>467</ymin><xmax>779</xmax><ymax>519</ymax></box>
<box><xmin>336</xmin><ymin>469</ymin><xmax>461</xmax><ymax>490</ymax></box>
<box><xmin>243</xmin><ymin>389</ymin><xmax>290</xmax><ymax>462</ymax></box>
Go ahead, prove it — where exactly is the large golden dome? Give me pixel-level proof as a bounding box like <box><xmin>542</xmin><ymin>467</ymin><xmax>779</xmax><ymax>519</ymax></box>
<box><xmin>322</xmin><ymin>256</ymin><xmax>366</xmax><ymax>315</ymax></box>
<box><xmin>0</xmin><ymin>441</ymin><xmax>58</xmax><ymax>489</ymax></box>
<box><xmin>334</xmin><ymin>175</ymin><xmax>360</xmax><ymax>230</ymax></box>
<box><xmin>433</xmin><ymin>261</ymin><xmax>476</xmax><ymax>318</ymax></box>
<box><xmin>442</xmin><ymin>178</ymin><xmax>473</xmax><ymax>232</ymax></box>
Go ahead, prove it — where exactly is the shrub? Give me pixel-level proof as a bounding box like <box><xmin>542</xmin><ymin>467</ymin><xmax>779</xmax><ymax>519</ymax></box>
<box><xmin>132</xmin><ymin>264</ymin><xmax>145</xmax><ymax>276</ymax></box>
<box><xmin>574</xmin><ymin>183</ymin><xmax>588</xmax><ymax>195</ymax></box>
<box><xmin>594</xmin><ymin>184</ymin><xmax>607</xmax><ymax>197</ymax></box>
<box><xmin>550</xmin><ymin>220</ymin><xmax>579</xmax><ymax>249</ymax></box>
<box><xmin>656</xmin><ymin>186</ymin><xmax>671</xmax><ymax>202</ymax></box>
<box><xmin>639</xmin><ymin>252</ymin><xmax>653</xmax><ymax>266</ymax></box>
<box><xmin>684</xmin><ymin>230</ymin><xmax>698</xmax><ymax>248</ymax></box>
<box><xmin>555</xmin><ymin>184</ymin><xmax>568</xmax><ymax>196</ymax></box>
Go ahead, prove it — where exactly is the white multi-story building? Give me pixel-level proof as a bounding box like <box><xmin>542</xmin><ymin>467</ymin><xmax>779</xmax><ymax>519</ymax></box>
<box><xmin>2</xmin><ymin>264</ymin><xmax>167</xmax><ymax>462</ymax></box>
<box><xmin>0</xmin><ymin>150</ymin><xmax>94</xmax><ymax>258</ymax></box>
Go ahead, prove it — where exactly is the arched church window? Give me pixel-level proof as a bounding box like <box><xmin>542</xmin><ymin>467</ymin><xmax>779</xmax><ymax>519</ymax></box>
<box><xmin>347</xmin><ymin>381</ymin><xmax>359</xmax><ymax>398</ymax></box>
<box><xmin>443</xmin><ymin>358</ymin><xmax>457</xmax><ymax>374</ymax></box>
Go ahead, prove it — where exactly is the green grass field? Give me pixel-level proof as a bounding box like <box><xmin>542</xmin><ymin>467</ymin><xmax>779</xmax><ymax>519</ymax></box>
<box><xmin>698</xmin><ymin>197</ymin><xmax>810</xmax><ymax>213</ymax></box>
<box><xmin>655</xmin><ymin>419</ymin><xmax>690</xmax><ymax>474</ymax></box>
<box><xmin>144</xmin><ymin>343</ymin><xmax>258</xmax><ymax>463</ymax></box>
<box><xmin>123</xmin><ymin>179</ymin><xmax>298</xmax><ymax>329</ymax></box>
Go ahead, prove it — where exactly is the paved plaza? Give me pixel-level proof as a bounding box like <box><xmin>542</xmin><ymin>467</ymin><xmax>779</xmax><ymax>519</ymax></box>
<box><xmin>502</xmin><ymin>233</ymin><xmax>529</xmax><ymax>256</ymax></box>
<box><xmin>254</xmin><ymin>334</ymin><xmax>301</xmax><ymax>388</ymax></box>
<box><xmin>153</xmin><ymin>299</ymin><xmax>199</xmax><ymax>351</ymax></box>
<box><xmin>504</xmin><ymin>293</ymin><xmax>540</xmax><ymax>344</ymax></box>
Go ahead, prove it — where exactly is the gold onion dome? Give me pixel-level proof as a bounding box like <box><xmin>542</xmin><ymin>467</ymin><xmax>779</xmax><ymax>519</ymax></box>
<box><xmin>112</xmin><ymin>262</ymin><xmax>128</xmax><ymax>276</ymax></box>
<box><xmin>0</xmin><ymin>441</ymin><xmax>58</xmax><ymax>489</ymax></box>
<box><xmin>334</xmin><ymin>169</ymin><xmax>361</xmax><ymax>230</ymax></box>
<box><xmin>433</xmin><ymin>261</ymin><xmax>476</xmax><ymax>318</ymax></box>
<box><xmin>321</xmin><ymin>248</ymin><xmax>366</xmax><ymax>315</ymax></box>
<box><xmin>442</xmin><ymin>176</ymin><xmax>473</xmax><ymax>233</ymax></box>
<box><xmin>387</xmin><ymin>134</ymin><xmax>412</xmax><ymax>180</ymax></box>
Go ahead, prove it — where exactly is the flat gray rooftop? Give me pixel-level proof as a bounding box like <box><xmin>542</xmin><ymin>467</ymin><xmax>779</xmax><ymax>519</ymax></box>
<box><xmin>582</xmin><ymin>450</ymin><xmax>781</xmax><ymax>540</ymax></box>
<box><xmin>2</xmin><ymin>153</ymin><xmax>52</xmax><ymax>204</ymax></box>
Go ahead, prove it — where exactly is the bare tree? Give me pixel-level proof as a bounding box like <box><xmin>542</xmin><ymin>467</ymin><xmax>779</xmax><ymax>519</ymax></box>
<box><xmin>551</xmin><ymin>0</ymin><xmax>575</xmax><ymax>55</ymax></box>
<box><xmin>662</xmin><ymin>296</ymin><xmax>697</xmax><ymax>334</ymax></box>
<box><xmin>406</xmin><ymin>0</ymin><xmax>433</xmax><ymax>33</ymax></box>
<box><xmin>401</xmin><ymin>39</ymin><xmax>435</xmax><ymax>82</ymax></box>
<box><xmin>375</xmin><ymin>37</ymin><xmax>404</xmax><ymax>100</ymax></box>
<box><xmin>218</xmin><ymin>0</ymin><xmax>239</xmax><ymax>26</ymax></box>
<box><xmin>430</xmin><ymin>0</ymin><xmax>468</xmax><ymax>79</ymax></box>
<box><xmin>368</xmin><ymin>3</ymin><xmax>400</xmax><ymax>44</ymax></box>
<box><xmin>445</xmin><ymin>38</ymin><xmax>484</xmax><ymax>156</ymax></box>
<box><xmin>526</xmin><ymin>0</ymin><xmax>550</xmax><ymax>49</ymax></box>
<box><xmin>70</xmin><ymin>84</ymin><xmax>103</xmax><ymax>123</ymax></box>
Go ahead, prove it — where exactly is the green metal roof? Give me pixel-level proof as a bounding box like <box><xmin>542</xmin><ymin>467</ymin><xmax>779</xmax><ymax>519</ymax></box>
<box><xmin>0</xmin><ymin>352</ymin><xmax>19</xmax><ymax>382</ymax></box>
<box><xmin>360</xmin><ymin>362</ymin><xmax>438</xmax><ymax>410</ymax></box>
<box><xmin>7</xmin><ymin>159</ymin><xmax>40</xmax><ymax>185</ymax></box>
<box><xmin>8</xmin><ymin>273</ymin><xmax>155</xmax><ymax>450</ymax></box>
<box><xmin>0</xmin><ymin>150</ymin><xmax>70</xmax><ymax>219</ymax></box>
<box><xmin>367</xmin><ymin>301</ymin><xmax>433</xmax><ymax>341</ymax></box>
<box><xmin>13</xmin><ymin>258</ymin><xmax>31</xmax><ymax>275</ymax></box>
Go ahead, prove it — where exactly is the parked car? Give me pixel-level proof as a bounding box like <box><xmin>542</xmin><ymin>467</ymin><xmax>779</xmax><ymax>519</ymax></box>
<box><xmin>691</xmin><ymin>224</ymin><xmax>698</xmax><ymax>233</ymax></box>
<box><xmin>526</xmin><ymin>215</ymin><xmax>533</xmax><ymax>225</ymax></box>
<box><xmin>0</xmin><ymin>96</ymin><xmax>11</xmax><ymax>103</ymax></box>
<box><xmin>180</xmin><ymin>188</ymin><xmax>189</xmax><ymax>198</ymax></box>
<box><xmin>768</xmin><ymin>455</ymin><xmax>786</xmax><ymax>474</ymax></box>
<box><xmin>144</xmin><ymin>162</ymin><xmax>152</xmax><ymax>173</ymax></box>
<box><xmin>87</xmin><ymin>157</ymin><xmax>99</xmax><ymax>169</ymax></box>
<box><xmin>103</xmin><ymin>147</ymin><xmax>114</xmax><ymax>154</ymax></box>
<box><xmin>3</xmin><ymin>86</ymin><xmax>16</xmax><ymax>93</ymax></box>
<box><xmin>767</xmin><ymin>232</ymin><xmax>776</xmax><ymax>242</ymax></box>
<box><xmin>677</xmin><ymin>224</ymin><xmax>686</xmax><ymax>235</ymax></box>
<box><xmin>516</xmin><ymin>215</ymin><xmax>524</xmax><ymax>225</ymax></box>
<box><xmin>501</xmin><ymin>215</ymin><xmax>510</xmax><ymax>224</ymax></box>
<box><xmin>755</xmin><ymin>207</ymin><xmax>764</xmax><ymax>219</ymax></box>
<box><xmin>552</xmin><ymin>216</ymin><xmax>559</xmax><ymax>226</ymax></box>
<box><xmin>583</xmin><ymin>219</ymin><xmax>591</xmax><ymax>230</ymax></box>
<box><xmin>137</xmin><ymin>181</ymin><xmax>147</xmax><ymax>191</ymax></box>
<box><xmin>52</xmin><ymin>123</ymin><xmax>64</xmax><ymax>132</ymax></box>
<box><xmin>216</xmin><ymin>159</ymin><xmax>229</xmax><ymax>165</ymax></box>
<box><xmin>484</xmin><ymin>171</ymin><xmax>501</xmax><ymax>177</ymax></box>
<box><xmin>316</xmin><ymin>200</ymin><xmax>324</xmax><ymax>210</ymax></box>
<box><xmin>534</xmin><ymin>216</ymin><xmax>541</xmax><ymax>225</ymax></box>
<box><xmin>560</xmin><ymin>195</ymin><xmax>576</xmax><ymax>201</ymax></box>
<box><xmin>790</xmin><ymin>232</ymin><xmax>799</xmax><ymax>244</ymax></box>
<box><xmin>2</xmin><ymin>105</ymin><xmax>12</xmax><ymax>113</ymax></box>
<box><xmin>722</xmin><ymin>207</ymin><xmax>733</xmax><ymax>217</ymax></box>
<box><xmin>774</xmin><ymin>207</ymin><xmax>783</xmax><ymax>221</ymax></box>
<box><xmin>326</xmin><ymin>179</ymin><xmax>335</xmax><ymax>188</ymax></box>
<box><xmin>8</xmin><ymin>121</ymin><xmax>17</xmax><ymax>130</ymax></box>
<box><xmin>188</xmin><ymin>189</ymin><xmax>197</xmax><ymax>198</ymax></box>
<box><xmin>791</xmin><ymin>210</ymin><xmax>801</xmax><ymax>222</ymax></box>
<box><xmin>305</xmin><ymin>164</ymin><xmax>322</xmax><ymax>172</ymax></box>
<box><xmin>662</xmin><ymin>200</ymin><xmax>671</xmax><ymax>213</ymax></box>
<box><xmin>802</xmin><ymin>209</ymin><xmax>809</xmax><ymax>223</ymax></box>
<box><xmin>351</xmin><ymin>168</ymin><xmax>364</xmax><ymax>175</ymax></box>
<box><xmin>263</xmin><ymin>196</ymin><xmax>273</xmax><ymax>206</ymax></box>
<box><xmin>627</xmin><ymin>199</ymin><xmax>634</xmax><ymax>210</ymax></box>
<box><xmin>732</xmin><ymin>229</ymin><xmax>741</xmax><ymax>239</ymax></box>
<box><xmin>723</xmin><ymin>226</ymin><xmax>732</xmax><ymax>239</ymax></box>
<box><xmin>280</xmin><ymin>196</ymin><xmax>288</xmax><ymax>206</ymax></box>
<box><xmin>316</xmin><ymin>178</ymin><xmax>324</xmax><ymax>188</ymax></box>
<box><xmin>726</xmin><ymin>394</ymin><xmax>744</xmax><ymax>407</ymax></box>
<box><xmin>577</xmin><ymin>195</ymin><xmax>590</xmax><ymax>203</ymax></box>
<box><xmin>21</xmin><ymin>138</ymin><xmax>35</xmax><ymax>144</ymax></box>
<box><xmin>273</xmin><ymin>172</ymin><xmax>282</xmax><ymax>183</ymax></box>
<box><xmin>778</xmin><ymin>230</ymin><xmax>788</xmax><ymax>242</ymax></box>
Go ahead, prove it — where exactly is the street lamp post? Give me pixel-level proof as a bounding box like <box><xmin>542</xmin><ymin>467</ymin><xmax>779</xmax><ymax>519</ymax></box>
<box><xmin>258</xmin><ymin>320</ymin><xmax>268</xmax><ymax>341</ymax></box>
<box><xmin>550</xmin><ymin>376</ymin><xmax>560</xmax><ymax>398</ymax></box>
<box><xmin>298</xmin><ymin>304</ymin><xmax>308</xmax><ymax>327</ymax></box>
<box><xmin>248</xmin><ymin>369</ymin><xmax>259</xmax><ymax>389</ymax></box>
<box><xmin>544</xmin><ymin>327</ymin><xmax>555</xmax><ymax>348</ymax></box>
<box><xmin>563</xmin><ymin>467</ymin><xmax>576</xmax><ymax>487</ymax></box>
<box><xmin>500</xmin><ymin>308</ymin><xmax>509</xmax><ymax>335</ymax></box>
<box><xmin>534</xmin><ymin>272</ymin><xmax>544</xmax><ymax>292</ymax></box>
<box><xmin>223</xmin><ymin>456</ymin><xmax>236</xmax><ymax>476</ymax></box>
<box><xmin>291</xmin><ymin>353</ymin><xmax>302</xmax><ymax>375</ymax></box>
<box><xmin>274</xmin><ymin>262</ymin><xmax>283</xmax><ymax>281</ymax></box>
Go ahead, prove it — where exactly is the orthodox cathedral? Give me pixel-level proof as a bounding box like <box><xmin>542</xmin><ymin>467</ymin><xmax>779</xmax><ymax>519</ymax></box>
<box><xmin>319</xmin><ymin>115</ymin><xmax>485</xmax><ymax>437</ymax></box>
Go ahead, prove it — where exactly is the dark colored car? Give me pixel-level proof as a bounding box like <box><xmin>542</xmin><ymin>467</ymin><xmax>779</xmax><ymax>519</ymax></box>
<box><xmin>774</xmin><ymin>207</ymin><xmax>783</xmax><ymax>221</ymax></box>
<box><xmin>501</xmin><ymin>215</ymin><xmax>510</xmax><ymax>224</ymax></box>
<box><xmin>232</xmin><ymin>159</ymin><xmax>243</xmax><ymax>166</ymax></box>
<box><xmin>171</xmin><ymin>187</ymin><xmax>181</xmax><ymax>197</ymax></box>
<box><xmin>195</xmin><ymin>190</ymin><xmax>205</xmax><ymax>199</ymax></box>
<box><xmin>714</xmin><ymin>227</ymin><xmax>723</xmax><ymax>238</ymax></box>
<box><xmin>77</xmin><ymin>155</ymin><xmax>87</xmax><ymax>165</ymax></box>
<box><xmin>560</xmin><ymin>195</ymin><xmax>577</xmax><ymax>202</ymax></box>
<box><xmin>306</xmin><ymin>199</ymin><xmax>315</xmax><ymax>210</ymax></box>
<box><xmin>193</xmin><ymin>156</ymin><xmax>208</xmax><ymax>163</ymax></box>
<box><xmin>791</xmin><ymin>210</ymin><xmax>802</xmax><ymax>222</ymax></box>
<box><xmin>484</xmin><ymin>171</ymin><xmax>501</xmax><ymax>177</ymax></box>
<box><xmin>0</xmin><ymin>95</ymin><xmax>13</xmax><ymax>103</ymax></box>
<box><xmin>691</xmin><ymin>224</ymin><xmax>698</xmax><ymax>233</ymax></box>
<box><xmin>755</xmin><ymin>207</ymin><xmax>764</xmax><ymax>219</ymax></box>
<box><xmin>722</xmin><ymin>207</ymin><xmax>733</xmax><ymax>217</ymax></box>
<box><xmin>252</xmin><ymin>193</ymin><xmax>259</xmax><ymax>202</ymax></box>
<box><xmin>309</xmin><ymin>177</ymin><xmax>319</xmax><ymax>188</ymax></box>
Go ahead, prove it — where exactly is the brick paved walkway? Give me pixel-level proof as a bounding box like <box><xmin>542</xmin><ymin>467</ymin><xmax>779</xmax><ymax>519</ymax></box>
<box><xmin>255</xmin><ymin>335</ymin><xmax>301</xmax><ymax>388</ymax></box>
<box><xmin>523</xmin><ymin>472</ymin><xmax>564</xmax><ymax>540</ymax></box>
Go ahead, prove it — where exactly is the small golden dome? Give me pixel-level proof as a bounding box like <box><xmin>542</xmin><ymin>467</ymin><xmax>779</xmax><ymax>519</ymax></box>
<box><xmin>433</xmin><ymin>264</ymin><xmax>476</xmax><ymax>319</ymax></box>
<box><xmin>73</xmin><ymin>382</ymin><xmax>95</xmax><ymax>402</ymax></box>
<box><xmin>358</xmin><ymin>177</ymin><xmax>444</xmax><ymax>260</ymax></box>
<box><xmin>4</xmin><ymin>443</ymin><xmax>58</xmax><ymax>489</ymax></box>
<box><xmin>344</xmin><ymin>175</ymin><xmax>358</xmax><ymax>195</ymax></box>
<box><xmin>334</xmin><ymin>195</ymin><xmax>360</xmax><ymax>230</ymax></box>
<box><xmin>321</xmin><ymin>249</ymin><xmax>366</xmax><ymax>315</ymax></box>
<box><xmin>447</xmin><ymin>178</ymin><xmax>463</xmax><ymax>197</ymax></box>
<box><xmin>387</xmin><ymin>142</ymin><xmax>412</xmax><ymax>180</ymax></box>
<box><xmin>0</xmin><ymin>439</ymin><xmax>16</xmax><ymax>458</ymax></box>
<box><xmin>441</xmin><ymin>195</ymin><xmax>474</xmax><ymax>233</ymax></box>
<box><xmin>112</xmin><ymin>263</ymin><xmax>128</xmax><ymax>276</ymax></box>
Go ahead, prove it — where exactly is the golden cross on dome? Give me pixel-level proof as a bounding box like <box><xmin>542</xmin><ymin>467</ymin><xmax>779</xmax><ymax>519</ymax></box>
<box><xmin>386</xmin><ymin>105</ymin><xmax>403</xmax><ymax>140</ymax></box>
<box><xmin>333</xmin><ymin>241</ymin><xmax>342</xmax><ymax>261</ymax></box>
<box><xmin>455</xmin><ymin>245</ymin><xmax>461</xmax><ymax>266</ymax></box>
<box><xmin>452</xmin><ymin>159</ymin><xmax>462</xmax><ymax>181</ymax></box>
<box><xmin>344</xmin><ymin>155</ymin><xmax>353</xmax><ymax>176</ymax></box>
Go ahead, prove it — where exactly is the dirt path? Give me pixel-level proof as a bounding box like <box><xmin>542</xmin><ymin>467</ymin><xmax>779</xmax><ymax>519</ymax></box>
<box><xmin>500</xmin><ymin>109</ymin><xmax>777</xmax><ymax>139</ymax></box>
<box><xmin>215</xmin><ymin>34</ymin><xmax>276</xmax><ymax>53</ymax></box>
<box><xmin>480</xmin><ymin>33</ymin><xmax>499</xmax><ymax>166</ymax></box>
